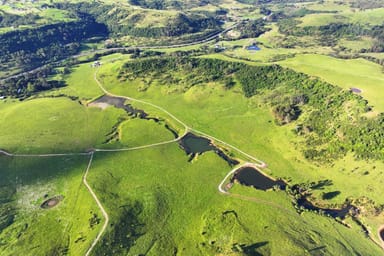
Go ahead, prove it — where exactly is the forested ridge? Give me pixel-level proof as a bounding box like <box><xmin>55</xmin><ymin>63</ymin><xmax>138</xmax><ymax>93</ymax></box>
<box><xmin>0</xmin><ymin>1</ymin><xmax>223</xmax><ymax>80</ymax></box>
<box><xmin>278</xmin><ymin>20</ymin><xmax>384</xmax><ymax>53</ymax></box>
<box><xmin>119</xmin><ymin>57</ymin><xmax>384</xmax><ymax>162</ymax></box>
<box><xmin>0</xmin><ymin>12</ymin><xmax>108</xmax><ymax>82</ymax></box>
<box><xmin>53</xmin><ymin>2</ymin><xmax>221</xmax><ymax>38</ymax></box>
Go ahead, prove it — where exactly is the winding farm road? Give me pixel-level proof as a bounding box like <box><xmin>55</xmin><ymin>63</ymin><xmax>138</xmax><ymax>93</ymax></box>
<box><xmin>93</xmin><ymin>70</ymin><xmax>267</xmax><ymax>166</ymax></box>
<box><xmin>82</xmin><ymin>153</ymin><xmax>109</xmax><ymax>256</ymax></box>
<box><xmin>0</xmin><ymin>149</ymin><xmax>89</xmax><ymax>157</ymax></box>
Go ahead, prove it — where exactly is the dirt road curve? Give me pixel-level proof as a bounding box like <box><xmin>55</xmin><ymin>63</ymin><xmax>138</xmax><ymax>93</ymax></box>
<box><xmin>83</xmin><ymin>153</ymin><xmax>109</xmax><ymax>256</ymax></box>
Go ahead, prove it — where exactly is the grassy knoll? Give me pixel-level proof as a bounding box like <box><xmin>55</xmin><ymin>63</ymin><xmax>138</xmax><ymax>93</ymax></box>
<box><xmin>0</xmin><ymin>97</ymin><xmax>124</xmax><ymax>153</ymax></box>
<box><xmin>216</xmin><ymin>35</ymin><xmax>332</xmax><ymax>63</ymax></box>
<box><xmin>0</xmin><ymin>155</ymin><xmax>100</xmax><ymax>256</ymax></box>
<box><xmin>302</xmin><ymin>2</ymin><xmax>350</xmax><ymax>12</ymax></box>
<box><xmin>45</xmin><ymin>63</ymin><xmax>105</xmax><ymax>100</ymax></box>
<box><xmin>86</xmin><ymin>144</ymin><xmax>382</xmax><ymax>255</ymax></box>
<box><xmin>297</xmin><ymin>8</ymin><xmax>384</xmax><ymax>27</ymax></box>
<box><xmin>118</xmin><ymin>118</ymin><xmax>176</xmax><ymax>147</ymax></box>
<box><xmin>338</xmin><ymin>36</ymin><xmax>375</xmax><ymax>53</ymax></box>
<box><xmin>297</xmin><ymin>13</ymin><xmax>349</xmax><ymax>27</ymax></box>
<box><xmin>278</xmin><ymin>54</ymin><xmax>384</xmax><ymax>112</ymax></box>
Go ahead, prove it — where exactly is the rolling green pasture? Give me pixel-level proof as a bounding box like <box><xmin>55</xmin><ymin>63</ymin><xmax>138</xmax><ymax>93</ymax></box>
<box><xmin>216</xmin><ymin>33</ymin><xmax>332</xmax><ymax>63</ymax></box>
<box><xmin>118</xmin><ymin>119</ymin><xmax>175</xmax><ymax>147</ymax></box>
<box><xmin>297</xmin><ymin>13</ymin><xmax>349</xmax><ymax>27</ymax></box>
<box><xmin>0</xmin><ymin>155</ymin><xmax>100</xmax><ymax>256</ymax></box>
<box><xmin>302</xmin><ymin>1</ymin><xmax>350</xmax><ymax>12</ymax></box>
<box><xmin>87</xmin><ymin>144</ymin><xmax>382</xmax><ymax>255</ymax></box>
<box><xmin>0</xmin><ymin>97</ymin><xmax>124</xmax><ymax>153</ymax></box>
<box><xmin>45</xmin><ymin>62</ymin><xmax>105</xmax><ymax>99</ymax></box>
<box><xmin>278</xmin><ymin>54</ymin><xmax>384</xmax><ymax>113</ymax></box>
<box><xmin>338</xmin><ymin>36</ymin><xmax>375</xmax><ymax>52</ymax></box>
<box><xmin>298</xmin><ymin>8</ymin><xmax>384</xmax><ymax>27</ymax></box>
<box><xmin>97</xmin><ymin>59</ymin><xmax>384</xmax><ymax>207</ymax></box>
<box><xmin>1</xmin><ymin>0</ymin><xmax>384</xmax><ymax>251</ymax></box>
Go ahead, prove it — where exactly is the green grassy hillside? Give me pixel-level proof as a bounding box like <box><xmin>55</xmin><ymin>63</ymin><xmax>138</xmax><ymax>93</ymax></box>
<box><xmin>1</xmin><ymin>0</ymin><xmax>384</xmax><ymax>255</ymax></box>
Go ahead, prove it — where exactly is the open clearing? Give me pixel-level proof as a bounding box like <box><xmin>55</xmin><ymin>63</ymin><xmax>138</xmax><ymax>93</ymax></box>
<box><xmin>279</xmin><ymin>54</ymin><xmax>384</xmax><ymax>112</ymax></box>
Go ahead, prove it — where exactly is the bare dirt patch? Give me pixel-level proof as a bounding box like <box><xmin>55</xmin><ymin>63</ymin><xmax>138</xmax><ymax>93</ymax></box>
<box><xmin>88</xmin><ymin>102</ymin><xmax>110</xmax><ymax>110</ymax></box>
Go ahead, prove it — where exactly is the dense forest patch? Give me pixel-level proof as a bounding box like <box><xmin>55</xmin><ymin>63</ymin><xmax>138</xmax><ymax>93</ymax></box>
<box><xmin>128</xmin><ymin>0</ymin><xmax>219</xmax><ymax>10</ymax></box>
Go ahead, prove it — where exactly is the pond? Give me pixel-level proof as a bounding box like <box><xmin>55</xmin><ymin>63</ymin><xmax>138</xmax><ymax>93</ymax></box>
<box><xmin>90</xmin><ymin>95</ymin><xmax>178</xmax><ymax>138</ymax></box>
<box><xmin>297</xmin><ymin>197</ymin><xmax>354</xmax><ymax>219</ymax></box>
<box><xmin>232</xmin><ymin>166</ymin><xmax>286</xmax><ymax>191</ymax></box>
<box><xmin>350</xmin><ymin>87</ymin><xmax>362</xmax><ymax>94</ymax></box>
<box><xmin>179</xmin><ymin>133</ymin><xmax>239</xmax><ymax>165</ymax></box>
<box><xmin>247</xmin><ymin>45</ymin><xmax>261</xmax><ymax>51</ymax></box>
<box><xmin>380</xmin><ymin>227</ymin><xmax>384</xmax><ymax>242</ymax></box>
<box><xmin>179</xmin><ymin>133</ymin><xmax>214</xmax><ymax>154</ymax></box>
<box><xmin>90</xmin><ymin>95</ymin><xmax>149</xmax><ymax>118</ymax></box>
<box><xmin>41</xmin><ymin>195</ymin><xmax>64</xmax><ymax>209</ymax></box>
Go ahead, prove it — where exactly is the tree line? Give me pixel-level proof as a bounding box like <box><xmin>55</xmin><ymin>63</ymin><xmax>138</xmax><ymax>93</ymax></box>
<box><xmin>119</xmin><ymin>57</ymin><xmax>384</xmax><ymax>162</ymax></box>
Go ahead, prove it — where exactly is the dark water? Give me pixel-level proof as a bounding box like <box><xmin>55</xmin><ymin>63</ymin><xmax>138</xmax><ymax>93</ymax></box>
<box><xmin>92</xmin><ymin>95</ymin><xmax>149</xmax><ymax>118</ymax></box>
<box><xmin>233</xmin><ymin>166</ymin><xmax>285</xmax><ymax>191</ymax></box>
<box><xmin>247</xmin><ymin>45</ymin><xmax>260</xmax><ymax>51</ymax></box>
<box><xmin>179</xmin><ymin>133</ymin><xmax>239</xmax><ymax>165</ymax></box>
<box><xmin>179</xmin><ymin>133</ymin><xmax>214</xmax><ymax>154</ymax></box>
<box><xmin>92</xmin><ymin>95</ymin><xmax>178</xmax><ymax>138</ymax></box>
<box><xmin>380</xmin><ymin>229</ymin><xmax>384</xmax><ymax>241</ymax></box>
<box><xmin>297</xmin><ymin>197</ymin><xmax>353</xmax><ymax>218</ymax></box>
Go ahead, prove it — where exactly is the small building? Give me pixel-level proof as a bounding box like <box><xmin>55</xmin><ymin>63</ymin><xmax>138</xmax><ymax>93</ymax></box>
<box><xmin>91</xmin><ymin>61</ymin><xmax>102</xmax><ymax>68</ymax></box>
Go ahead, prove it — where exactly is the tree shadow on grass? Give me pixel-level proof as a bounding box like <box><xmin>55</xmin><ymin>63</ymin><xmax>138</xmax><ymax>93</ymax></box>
<box><xmin>233</xmin><ymin>241</ymin><xmax>269</xmax><ymax>256</ymax></box>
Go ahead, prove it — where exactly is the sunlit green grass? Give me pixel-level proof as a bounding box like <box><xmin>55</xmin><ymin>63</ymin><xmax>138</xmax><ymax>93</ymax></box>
<box><xmin>279</xmin><ymin>53</ymin><xmax>384</xmax><ymax>112</ymax></box>
<box><xmin>0</xmin><ymin>97</ymin><xmax>124</xmax><ymax>153</ymax></box>
<box><xmin>97</xmin><ymin>58</ymin><xmax>384</xmax><ymax>206</ymax></box>
<box><xmin>86</xmin><ymin>143</ymin><xmax>382</xmax><ymax>255</ymax></box>
<box><xmin>0</xmin><ymin>155</ymin><xmax>100</xmax><ymax>256</ymax></box>
<box><xmin>298</xmin><ymin>8</ymin><xmax>384</xmax><ymax>27</ymax></box>
<box><xmin>118</xmin><ymin>118</ymin><xmax>175</xmax><ymax>147</ymax></box>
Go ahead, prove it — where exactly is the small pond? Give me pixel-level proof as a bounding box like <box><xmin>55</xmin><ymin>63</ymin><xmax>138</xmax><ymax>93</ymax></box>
<box><xmin>179</xmin><ymin>133</ymin><xmax>239</xmax><ymax>165</ymax></box>
<box><xmin>297</xmin><ymin>197</ymin><xmax>354</xmax><ymax>219</ymax></box>
<box><xmin>232</xmin><ymin>166</ymin><xmax>285</xmax><ymax>191</ymax></box>
<box><xmin>91</xmin><ymin>95</ymin><xmax>178</xmax><ymax>138</ymax></box>
<box><xmin>247</xmin><ymin>45</ymin><xmax>261</xmax><ymax>51</ymax></box>
<box><xmin>91</xmin><ymin>95</ymin><xmax>149</xmax><ymax>118</ymax></box>
<box><xmin>350</xmin><ymin>87</ymin><xmax>362</xmax><ymax>94</ymax></box>
<box><xmin>41</xmin><ymin>195</ymin><xmax>64</xmax><ymax>209</ymax></box>
<box><xmin>179</xmin><ymin>133</ymin><xmax>214</xmax><ymax>154</ymax></box>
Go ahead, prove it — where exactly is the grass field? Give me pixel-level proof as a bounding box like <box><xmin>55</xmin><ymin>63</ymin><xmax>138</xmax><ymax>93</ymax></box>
<box><xmin>1</xmin><ymin>52</ymin><xmax>383</xmax><ymax>254</ymax></box>
<box><xmin>86</xmin><ymin>144</ymin><xmax>382</xmax><ymax>255</ymax></box>
<box><xmin>0</xmin><ymin>97</ymin><xmax>124</xmax><ymax>153</ymax></box>
<box><xmin>338</xmin><ymin>36</ymin><xmax>375</xmax><ymax>52</ymax></box>
<box><xmin>297</xmin><ymin>8</ymin><xmax>384</xmax><ymax>27</ymax></box>
<box><xmin>1</xmin><ymin>0</ymin><xmax>384</xmax><ymax>254</ymax></box>
<box><xmin>45</xmin><ymin>63</ymin><xmax>105</xmax><ymax>100</ymax></box>
<box><xmin>0</xmin><ymin>155</ymin><xmax>100</xmax><ymax>256</ymax></box>
<box><xmin>118</xmin><ymin>118</ymin><xmax>175</xmax><ymax>147</ymax></box>
<box><xmin>97</xmin><ymin>58</ymin><xmax>384</xmax><ymax>206</ymax></box>
<box><xmin>278</xmin><ymin>54</ymin><xmax>384</xmax><ymax>113</ymax></box>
